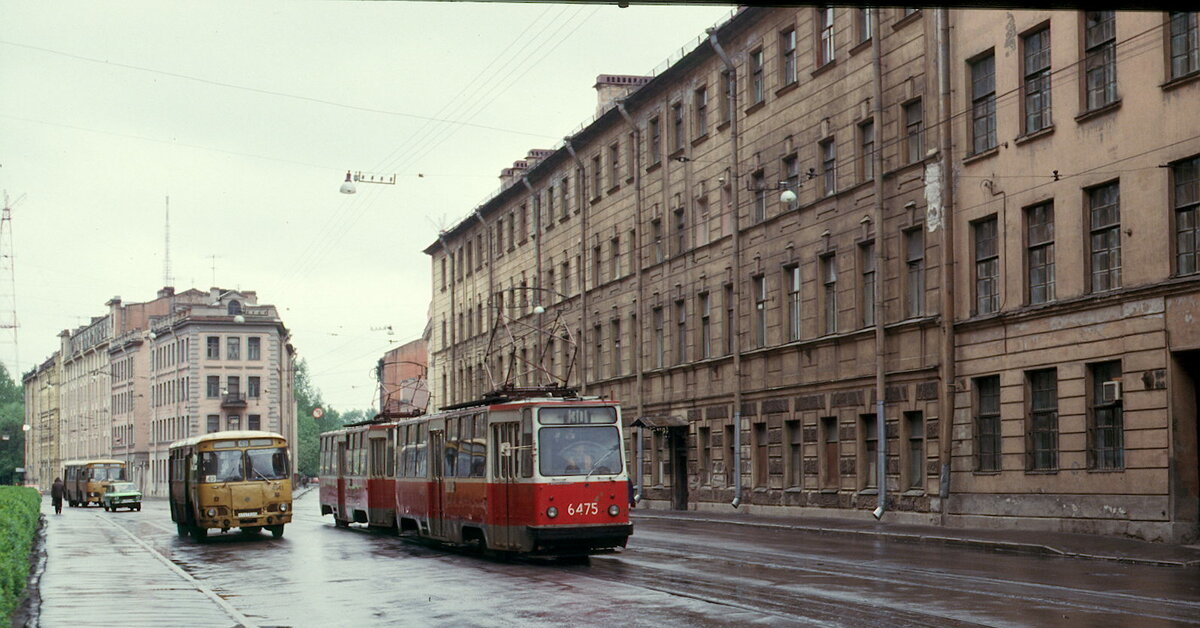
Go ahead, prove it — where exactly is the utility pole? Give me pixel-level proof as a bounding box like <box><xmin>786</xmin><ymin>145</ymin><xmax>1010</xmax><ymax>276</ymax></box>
<box><xmin>0</xmin><ymin>191</ymin><xmax>22</xmax><ymax>378</ymax></box>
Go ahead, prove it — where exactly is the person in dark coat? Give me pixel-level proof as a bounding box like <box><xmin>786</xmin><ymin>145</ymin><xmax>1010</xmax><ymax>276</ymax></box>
<box><xmin>51</xmin><ymin>477</ymin><xmax>64</xmax><ymax>515</ymax></box>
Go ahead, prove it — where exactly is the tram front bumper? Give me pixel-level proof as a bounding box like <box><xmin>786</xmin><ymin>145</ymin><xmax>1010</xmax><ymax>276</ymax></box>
<box><xmin>527</xmin><ymin>523</ymin><xmax>633</xmax><ymax>554</ymax></box>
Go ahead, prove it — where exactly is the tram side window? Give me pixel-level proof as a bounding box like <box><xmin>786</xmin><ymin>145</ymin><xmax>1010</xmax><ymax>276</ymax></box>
<box><xmin>416</xmin><ymin>424</ymin><xmax>428</xmax><ymax>477</ymax></box>
<box><xmin>386</xmin><ymin>429</ymin><xmax>396</xmax><ymax>477</ymax></box>
<box><xmin>370</xmin><ymin>437</ymin><xmax>386</xmax><ymax>477</ymax></box>
<box><xmin>444</xmin><ymin>418</ymin><xmax>458</xmax><ymax>477</ymax></box>
<box><xmin>472</xmin><ymin>414</ymin><xmax>487</xmax><ymax>478</ymax></box>
<box><xmin>456</xmin><ymin>416</ymin><xmax>473</xmax><ymax>478</ymax></box>
<box><xmin>521</xmin><ymin>410</ymin><xmax>534</xmax><ymax>478</ymax></box>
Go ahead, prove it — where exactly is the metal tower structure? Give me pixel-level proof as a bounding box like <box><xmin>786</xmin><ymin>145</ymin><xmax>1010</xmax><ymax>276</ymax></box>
<box><xmin>0</xmin><ymin>192</ymin><xmax>21</xmax><ymax>379</ymax></box>
<box><xmin>163</xmin><ymin>196</ymin><xmax>174</xmax><ymax>288</ymax></box>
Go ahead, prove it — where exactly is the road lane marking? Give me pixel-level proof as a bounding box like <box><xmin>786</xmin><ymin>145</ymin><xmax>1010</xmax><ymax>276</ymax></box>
<box><xmin>97</xmin><ymin>513</ymin><xmax>259</xmax><ymax>628</ymax></box>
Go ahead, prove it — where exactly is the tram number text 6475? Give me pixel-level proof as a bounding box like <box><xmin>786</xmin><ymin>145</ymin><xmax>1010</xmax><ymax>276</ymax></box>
<box><xmin>567</xmin><ymin>502</ymin><xmax>599</xmax><ymax>516</ymax></box>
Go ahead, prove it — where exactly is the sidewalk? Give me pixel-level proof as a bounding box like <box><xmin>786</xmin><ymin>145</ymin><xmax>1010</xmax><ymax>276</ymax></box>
<box><xmin>22</xmin><ymin>497</ymin><xmax>255</xmax><ymax>628</ymax></box>
<box><xmin>631</xmin><ymin>507</ymin><xmax>1200</xmax><ymax>568</ymax></box>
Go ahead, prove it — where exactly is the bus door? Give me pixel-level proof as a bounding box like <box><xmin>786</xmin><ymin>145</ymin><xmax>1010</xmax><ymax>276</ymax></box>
<box><xmin>337</xmin><ymin>438</ymin><xmax>348</xmax><ymax>521</ymax></box>
<box><xmin>491</xmin><ymin>421</ymin><xmax>521</xmax><ymax>550</ymax></box>
<box><xmin>429</xmin><ymin>428</ymin><xmax>446</xmax><ymax>538</ymax></box>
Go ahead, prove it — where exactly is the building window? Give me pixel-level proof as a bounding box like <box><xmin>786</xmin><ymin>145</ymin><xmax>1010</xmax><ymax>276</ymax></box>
<box><xmin>724</xmin><ymin>284</ymin><xmax>735</xmax><ymax>356</ymax></box>
<box><xmin>1084</xmin><ymin>11</ymin><xmax>1117</xmax><ymax>111</ymax></box>
<box><xmin>1174</xmin><ymin>155</ymin><xmax>1200</xmax><ymax>275</ymax></box>
<box><xmin>783</xmin><ymin>155</ymin><xmax>800</xmax><ymax>209</ymax></box>
<box><xmin>247</xmin><ymin>337</ymin><xmax>261</xmax><ymax>360</ymax></box>
<box><xmin>696</xmin><ymin>196</ymin><xmax>711</xmax><ymax>246</ymax></box>
<box><xmin>206</xmin><ymin>376</ymin><xmax>219</xmax><ymax>399</ymax></box>
<box><xmin>750</xmin><ymin>48</ymin><xmax>765</xmax><ymax>105</ymax></box>
<box><xmin>674</xmin><ymin>206</ymin><xmax>687</xmax><ymax>255</ymax></box>
<box><xmin>649</xmin><ymin>116</ymin><xmax>661</xmax><ymax>165</ymax></box>
<box><xmin>592</xmin><ymin>324</ymin><xmax>602</xmax><ymax>380</ymax></box>
<box><xmin>591</xmin><ymin>156</ymin><xmax>602</xmax><ymax>200</ymax></box>
<box><xmin>1028</xmin><ymin>368</ymin><xmax>1058</xmax><ymax>471</ymax></box>
<box><xmin>970</xmin><ymin>52</ymin><xmax>997</xmax><ymax>155</ymax></box>
<box><xmin>248</xmin><ymin>376</ymin><xmax>261</xmax><ymax>399</ymax></box>
<box><xmin>821</xmin><ymin>416</ymin><xmax>839</xmax><ymax>488</ymax></box>
<box><xmin>609</xmin><ymin>142</ymin><xmax>620</xmax><ymax>189</ymax></box>
<box><xmin>752</xmin><ymin>421</ymin><xmax>768</xmax><ymax>488</ymax></box>
<box><xmin>860</xmin><ymin>241</ymin><xmax>875</xmax><ymax>327</ymax></box>
<box><xmin>856</xmin><ymin>8</ymin><xmax>872</xmax><ymax>43</ymax></box>
<box><xmin>698</xmin><ymin>426</ymin><xmax>712</xmax><ymax>486</ymax></box>
<box><xmin>1023</xmin><ymin>26</ymin><xmax>1052</xmax><ymax>134</ymax></box>
<box><xmin>786</xmin><ymin>419</ymin><xmax>803</xmax><ymax>488</ymax></box>
<box><xmin>905</xmin><ymin>228</ymin><xmax>925</xmax><ymax>317</ymax></box>
<box><xmin>817</xmin><ymin>6</ymin><xmax>835</xmax><ymax>66</ymax></box>
<box><xmin>592</xmin><ymin>244</ymin><xmax>602</xmax><ymax>289</ymax></box>
<box><xmin>206</xmin><ymin>336</ymin><xmax>220</xmax><ymax>359</ymax></box>
<box><xmin>611</xmin><ymin>319</ymin><xmax>622</xmax><ymax>376</ymax></box>
<box><xmin>207</xmin><ymin>414</ymin><xmax>220</xmax><ymax>433</ymax></box>
<box><xmin>227</xmin><ymin>414</ymin><xmax>240</xmax><ymax>431</ymax></box>
<box><xmin>747</xmin><ymin>171</ymin><xmax>766</xmax><ymax>223</ymax></box>
<box><xmin>675</xmin><ymin>299</ymin><xmax>687</xmax><ymax>365</ymax></box>
<box><xmin>861</xmin><ymin>414</ymin><xmax>878</xmax><ymax>489</ymax></box>
<box><xmin>904</xmin><ymin>411</ymin><xmax>924</xmax><ymax>490</ymax></box>
<box><xmin>753</xmin><ymin>275</ymin><xmax>767</xmax><ymax>348</ymax></box>
<box><xmin>904</xmin><ymin>99</ymin><xmax>924</xmax><ymax>164</ymax></box>
<box><xmin>974</xmin><ymin>216</ymin><xmax>999</xmax><ymax>315</ymax></box>
<box><xmin>560</xmin><ymin>177</ymin><xmax>570</xmax><ymax>219</ymax></box>
<box><xmin>561</xmin><ymin>260</ymin><xmax>571</xmax><ymax>295</ymax></box>
<box><xmin>694</xmin><ymin>86</ymin><xmax>708</xmax><ymax>137</ymax></box>
<box><xmin>1169</xmin><ymin>12</ymin><xmax>1199</xmax><ymax>80</ymax></box>
<box><xmin>653</xmin><ymin>307</ymin><xmax>665</xmax><ymax>369</ymax></box>
<box><xmin>248</xmin><ymin>414</ymin><xmax>261</xmax><ymax>431</ymax></box>
<box><xmin>699</xmin><ymin>292</ymin><xmax>712</xmax><ymax>359</ymax></box>
<box><xmin>610</xmin><ymin>236</ymin><xmax>621</xmax><ymax>280</ymax></box>
<box><xmin>820</xmin><ymin>138</ymin><xmax>836</xmax><ymax>196</ymax></box>
<box><xmin>781</xmin><ymin>27</ymin><xmax>797</xmax><ymax>85</ymax></box>
<box><xmin>226</xmin><ymin>375</ymin><xmax>240</xmax><ymax>397</ymax></box>
<box><xmin>975</xmin><ymin>375</ymin><xmax>1001</xmax><ymax>472</ymax></box>
<box><xmin>1088</xmin><ymin>181</ymin><xmax>1122</xmax><ymax>292</ymax></box>
<box><xmin>786</xmin><ymin>265</ymin><xmax>802</xmax><ymax>342</ymax></box>
<box><xmin>1027</xmin><ymin>201</ymin><xmax>1056</xmax><ymax>304</ymax></box>
<box><xmin>652</xmin><ymin>218</ymin><xmax>664</xmax><ymax>263</ymax></box>
<box><xmin>1089</xmin><ymin>361</ymin><xmax>1123</xmax><ymax>470</ymax></box>
<box><xmin>859</xmin><ymin>119</ymin><xmax>874</xmax><ymax>181</ymax></box>
<box><xmin>671</xmin><ymin>102</ymin><xmax>685</xmax><ymax>154</ymax></box>
<box><xmin>822</xmin><ymin>253</ymin><xmax>838</xmax><ymax>335</ymax></box>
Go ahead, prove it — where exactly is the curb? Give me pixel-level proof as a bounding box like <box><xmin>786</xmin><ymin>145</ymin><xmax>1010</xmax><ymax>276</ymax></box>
<box><xmin>631</xmin><ymin>512</ymin><xmax>1200</xmax><ymax>568</ymax></box>
<box><xmin>12</xmin><ymin>513</ymin><xmax>47</xmax><ymax>628</ymax></box>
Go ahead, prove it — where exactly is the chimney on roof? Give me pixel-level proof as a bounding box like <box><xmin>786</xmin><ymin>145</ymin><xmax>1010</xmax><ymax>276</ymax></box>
<box><xmin>157</xmin><ymin>286</ymin><xmax>175</xmax><ymax>298</ymax></box>
<box><xmin>594</xmin><ymin>74</ymin><xmax>652</xmax><ymax>116</ymax></box>
<box><xmin>499</xmin><ymin>159</ymin><xmax>530</xmax><ymax>188</ymax></box>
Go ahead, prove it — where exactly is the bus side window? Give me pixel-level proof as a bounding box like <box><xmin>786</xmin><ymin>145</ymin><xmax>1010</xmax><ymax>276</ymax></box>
<box><xmin>520</xmin><ymin>410</ymin><xmax>533</xmax><ymax>478</ymax></box>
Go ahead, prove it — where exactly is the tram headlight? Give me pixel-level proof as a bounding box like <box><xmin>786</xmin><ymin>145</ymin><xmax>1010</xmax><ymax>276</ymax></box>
<box><xmin>546</xmin><ymin>506</ymin><xmax>558</xmax><ymax>519</ymax></box>
<box><xmin>206</xmin><ymin>507</ymin><xmax>217</xmax><ymax>517</ymax></box>
<box><xmin>279</xmin><ymin>503</ymin><xmax>288</xmax><ymax>513</ymax></box>
<box><xmin>608</xmin><ymin>505</ymin><xmax>620</xmax><ymax>517</ymax></box>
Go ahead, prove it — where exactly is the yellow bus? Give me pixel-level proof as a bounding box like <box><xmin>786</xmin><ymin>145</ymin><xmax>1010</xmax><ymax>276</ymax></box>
<box><xmin>168</xmin><ymin>430</ymin><xmax>293</xmax><ymax>540</ymax></box>
<box><xmin>62</xmin><ymin>459</ymin><xmax>127</xmax><ymax>508</ymax></box>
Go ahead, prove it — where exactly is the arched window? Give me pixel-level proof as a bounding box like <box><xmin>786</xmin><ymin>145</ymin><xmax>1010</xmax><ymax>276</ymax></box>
<box><xmin>227</xmin><ymin>300</ymin><xmax>242</xmax><ymax>315</ymax></box>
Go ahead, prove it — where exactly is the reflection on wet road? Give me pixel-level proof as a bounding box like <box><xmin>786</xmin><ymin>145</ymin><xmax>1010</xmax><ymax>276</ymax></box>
<box><xmin>81</xmin><ymin>492</ymin><xmax>1200</xmax><ymax>627</ymax></box>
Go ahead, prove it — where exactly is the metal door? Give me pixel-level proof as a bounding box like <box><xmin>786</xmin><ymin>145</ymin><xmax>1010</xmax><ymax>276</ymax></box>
<box><xmin>429</xmin><ymin>429</ymin><xmax>445</xmax><ymax>539</ymax></box>
<box><xmin>336</xmin><ymin>440</ymin><xmax>347</xmax><ymax>522</ymax></box>
<box><xmin>491</xmin><ymin>422</ymin><xmax>520</xmax><ymax>550</ymax></box>
<box><xmin>669</xmin><ymin>426</ymin><xmax>689</xmax><ymax>510</ymax></box>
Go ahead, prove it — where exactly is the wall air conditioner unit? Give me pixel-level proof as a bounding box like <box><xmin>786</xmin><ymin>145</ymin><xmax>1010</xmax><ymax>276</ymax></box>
<box><xmin>1101</xmin><ymin>380</ymin><xmax>1122</xmax><ymax>403</ymax></box>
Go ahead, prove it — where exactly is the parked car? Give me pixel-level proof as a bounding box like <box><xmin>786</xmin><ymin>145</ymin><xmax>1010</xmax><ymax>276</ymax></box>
<box><xmin>101</xmin><ymin>481</ymin><xmax>142</xmax><ymax>512</ymax></box>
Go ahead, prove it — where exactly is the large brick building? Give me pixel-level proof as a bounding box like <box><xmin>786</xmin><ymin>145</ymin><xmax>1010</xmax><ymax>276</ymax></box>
<box><xmin>425</xmin><ymin>7</ymin><xmax>1200</xmax><ymax>542</ymax></box>
<box><xmin>24</xmin><ymin>287</ymin><xmax>297</xmax><ymax>496</ymax></box>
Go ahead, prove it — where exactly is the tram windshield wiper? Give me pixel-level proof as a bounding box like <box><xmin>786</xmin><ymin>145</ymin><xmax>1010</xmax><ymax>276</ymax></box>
<box><xmin>584</xmin><ymin>444</ymin><xmax>620</xmax><ymax>481</ymax></box>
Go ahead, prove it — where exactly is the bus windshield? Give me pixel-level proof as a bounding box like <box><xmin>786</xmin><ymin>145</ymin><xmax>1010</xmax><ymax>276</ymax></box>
<box><xmin>91</xmin><ymin>465</ymin><xmax>124</xmax><ymax>481</ymax></box>
<box><xmin>247</xmin><ymin>447</ymin><xmax>289</xmax><ymax>480</ymax></box>
<box><xmin>538</xmin><ymin>426</ymin><xmax>621</xmax><ymax>477</ymax></box>
<box><xmin>200</xmin><ymin>450</ymin><xmax>245</xmax><ymax>483</ymax></box>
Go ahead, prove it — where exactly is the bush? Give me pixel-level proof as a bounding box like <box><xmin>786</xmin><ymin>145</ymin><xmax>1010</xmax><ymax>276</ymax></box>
<box><xmin>0</xmin><ymin>486</ymin><xmax>40</xmax><ymax>626</ymax></box>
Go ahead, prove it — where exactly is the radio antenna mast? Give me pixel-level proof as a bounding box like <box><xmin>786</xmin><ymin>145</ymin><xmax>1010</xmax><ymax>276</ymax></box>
<box><xmin>163</xmin><ymin>196</ymin><xmax>174</xmax><ymax>288</ymax></box>
<box><xmin>0</xmin><ymin>191</ymin><xmax>22</xmax><ymax>378</ymax></box>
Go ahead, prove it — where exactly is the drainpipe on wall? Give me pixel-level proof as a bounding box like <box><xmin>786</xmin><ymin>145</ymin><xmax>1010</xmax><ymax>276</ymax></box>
<box><xmin>563</xmin><ymin>138</ymin><xmax>589</xmax><ymax>395</ymax></box>
<box><xmin>436</xmin><ymin>231</ymin><xmax>457</xmax><ymax>405</ymax></box>
<box><xmin>936</xmin><ymin>7</ymin><xmax>958</xmax><ymax>516</ymax></box>
<box><xmin>708</xmin><ymin>27</ymin><xmax>743</xmax><ymax>509</ymax></box>
<box><xmin>870</xmin><ymin>6</ymin><xmax>888</xmax><ymax>521</ymax></box>
<box><xmin>616</xmin><ymin>101</ymin><xmax>646</xmax><ymax>502</ymax></box>
<box><xmin>520</xmin><ymin>178</ymin><xmax>544</xmax><ymax>355</ymax></box>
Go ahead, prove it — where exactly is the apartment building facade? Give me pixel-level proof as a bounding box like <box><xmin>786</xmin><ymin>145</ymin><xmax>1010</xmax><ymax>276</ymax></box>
<box><xmin>24</xmin><ymin>287</ymin><xmax>298</xmax><ymax>496</ymax></box>
<box><xmin>426</xmin><ymin>7</ymin><xmax>1200</xmax><ymax>542</ymax></box>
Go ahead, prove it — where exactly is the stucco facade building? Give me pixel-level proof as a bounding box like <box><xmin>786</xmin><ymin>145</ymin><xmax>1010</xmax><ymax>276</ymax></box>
<box><xmin>24</xmin><ymin>287</ymin><xmax>297</xmax><ymax>496</ymax></box>
<box><xmin>425</xmin><ymin>7</ymin><xmax>1200</xmax><ymax>543</ymax></box>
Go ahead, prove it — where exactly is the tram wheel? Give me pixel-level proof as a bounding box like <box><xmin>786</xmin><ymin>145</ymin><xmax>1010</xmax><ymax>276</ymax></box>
<box><xmin>334</xmin><ymin>518</ymin><xmax>349</xmax><ymax>528</ymax></box>
<box><xmin>270</xmin><ymin>525</ymin><xmax>285</xmax><ymax>539</ymax></box>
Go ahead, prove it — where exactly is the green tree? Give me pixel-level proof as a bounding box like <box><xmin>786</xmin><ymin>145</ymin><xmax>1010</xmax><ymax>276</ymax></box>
<box><xmin>0</xmin><ymin>364</ymin><xmax>26</xmax><ymax>485</ymax></box>
<box><xmin>293</xmin><ymin>359</ymin><xmax>363</xmax><ymax>477</ymax></box>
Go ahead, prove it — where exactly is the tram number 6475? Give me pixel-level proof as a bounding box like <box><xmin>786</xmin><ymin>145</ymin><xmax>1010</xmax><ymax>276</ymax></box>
<box><xmin>567</xmin><ymin>502</ymin><xmax>599</xmax><ymax>516</ymax></box>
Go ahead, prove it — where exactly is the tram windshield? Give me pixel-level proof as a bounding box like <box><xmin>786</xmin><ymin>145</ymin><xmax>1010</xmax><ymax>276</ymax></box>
<box><xmin>538</xmin><ymin>426</ymin><xmax>621</xmax><ymax>477</ymax></box>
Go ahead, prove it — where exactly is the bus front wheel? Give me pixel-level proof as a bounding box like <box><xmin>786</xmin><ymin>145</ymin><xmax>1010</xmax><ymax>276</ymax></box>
<box><xmin>270</xmin><ymin>525</ymin><xmax>285</xmax><ymax>539</ymax></box>
<box><xmin>176</xmin><ymin>523</ymin><xmax>188</xmax><ymax>538</ymax></box>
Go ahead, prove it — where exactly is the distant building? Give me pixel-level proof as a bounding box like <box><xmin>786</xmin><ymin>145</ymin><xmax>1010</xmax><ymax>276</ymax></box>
<box><xmin>377</xmin><ymin>339</ymin><xmax>429</xmax><ymax>419</ymax></box>
<box><xmin>425</xmin><ymin>7</ymin><xmax>1200</xmax><ymax>543</ymax></box>
<box><xmin>24</xmin><ymin>286</ymin><xmax>297</xmax><ymax>496</ymax></box>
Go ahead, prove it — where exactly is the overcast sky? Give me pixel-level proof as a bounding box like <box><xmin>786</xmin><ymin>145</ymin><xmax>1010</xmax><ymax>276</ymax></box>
<box><xmin>0</xmin><ymin>0</ymin><xmax>734</xmax><ymax>412</ymax></box>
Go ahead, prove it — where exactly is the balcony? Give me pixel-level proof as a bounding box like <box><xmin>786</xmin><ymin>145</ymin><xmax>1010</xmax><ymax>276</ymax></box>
<box><xmin>221</xmin><ymin>393</ymin><xmax>247</xmax><ymax>408</ymax></box>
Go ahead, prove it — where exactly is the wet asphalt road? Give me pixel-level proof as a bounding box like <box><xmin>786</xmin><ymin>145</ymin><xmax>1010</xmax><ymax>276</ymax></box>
<box><xmin>38</xmin><ymin>491</ymin><xmax>1200</xmax><ymax>627</ymax></box>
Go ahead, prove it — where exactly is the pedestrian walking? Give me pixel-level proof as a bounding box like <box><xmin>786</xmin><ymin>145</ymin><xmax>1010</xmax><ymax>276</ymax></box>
<box><xmin>51</xmin><ymin>477</ymin><xmax>64</xmax><ymax>515</ymax></box>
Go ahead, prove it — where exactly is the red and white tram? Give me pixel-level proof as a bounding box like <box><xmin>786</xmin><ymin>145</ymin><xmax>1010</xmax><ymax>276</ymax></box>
<box><xmin>318</xmin><ymin>388</ymin><xmax>632</xmax><ymax>556</ymax></box>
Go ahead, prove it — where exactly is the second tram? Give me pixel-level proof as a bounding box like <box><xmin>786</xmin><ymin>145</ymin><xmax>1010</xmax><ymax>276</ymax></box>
<box><xmin>319</xmin><ymin>388</ymin><xmax>632</xmax><ymax>556</ymax></box>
